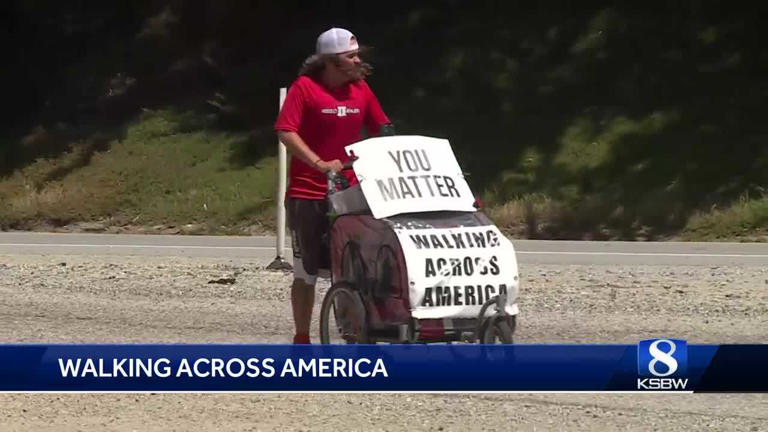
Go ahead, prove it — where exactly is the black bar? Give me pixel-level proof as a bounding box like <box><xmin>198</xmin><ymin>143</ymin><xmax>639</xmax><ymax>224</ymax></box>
<box><xmin>696</xmin><ymin>345</ymin><xmax>768</xmax><ymax>392</ymax></box>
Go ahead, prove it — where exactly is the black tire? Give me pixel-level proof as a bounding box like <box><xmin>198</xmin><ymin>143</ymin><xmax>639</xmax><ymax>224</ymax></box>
<box><xmin>320</xmin><ymin>282</ymin><xmax>368</xmax><ymax>344</ymax></box>
<box><xmin>480</xmin><ymin>316</ymin><xmax>515</xmax><ymax>344</ymax></box>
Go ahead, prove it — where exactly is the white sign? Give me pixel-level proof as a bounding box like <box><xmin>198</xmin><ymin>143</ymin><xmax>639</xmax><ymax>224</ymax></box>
<box><xmin>345</xmin><ymin>136</ymin><xmax>476</xmax><ymax>219</ymax></box>
<box><xmin>394</xmin><ymin>225</ymin><xmax>519</xmax><ymax>319</ymax></box>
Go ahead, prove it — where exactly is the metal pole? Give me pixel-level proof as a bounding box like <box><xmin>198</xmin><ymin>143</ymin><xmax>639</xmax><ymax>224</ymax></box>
<box><xmin>267</xmin><ymin>87</ymin><xmax>292</xmax><ymax>271</ymax></box>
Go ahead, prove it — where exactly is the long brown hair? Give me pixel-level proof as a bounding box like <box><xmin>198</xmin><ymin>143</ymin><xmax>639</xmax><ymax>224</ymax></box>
<box><xmin>298</xmin><ymin>50</ymin><xmax>373</xmax><ymax>80</ymax></box>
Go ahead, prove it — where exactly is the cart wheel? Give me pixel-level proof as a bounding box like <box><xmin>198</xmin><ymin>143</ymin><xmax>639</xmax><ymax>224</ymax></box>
<box><xmin>480</xmin><ymin>315</ymin><xmax>516</xmax><ymax>344</ymax></box>
<box><xmin>320</xmin><ymin>282</ymin><xmax>368</xmax><ymax>344</ymax></box>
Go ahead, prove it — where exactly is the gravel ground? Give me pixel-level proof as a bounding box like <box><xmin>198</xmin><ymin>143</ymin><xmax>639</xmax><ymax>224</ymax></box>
<box><xmin>0</xmin><ymin>254</ymin><xmax>767</xmax><ymax>431</ymax></box>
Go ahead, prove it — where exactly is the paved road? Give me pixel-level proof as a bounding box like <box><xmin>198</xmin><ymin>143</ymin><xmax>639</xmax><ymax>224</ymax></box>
<box><xmin>1</xmin><ymin>231</ymin><xmax>766</xmax><ymax>266</ymax></box>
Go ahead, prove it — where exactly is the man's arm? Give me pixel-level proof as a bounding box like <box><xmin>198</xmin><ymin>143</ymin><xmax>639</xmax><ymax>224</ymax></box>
<box><xmin>278</xmin><ymin>130</ymin><xmax>343</xmax><ymax>173</ymax></box>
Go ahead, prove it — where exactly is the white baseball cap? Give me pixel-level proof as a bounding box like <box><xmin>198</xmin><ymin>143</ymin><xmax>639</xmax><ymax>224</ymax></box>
<box><xmin>316</xmin><ymin>27</ymin><xmax>359</xmax><ymax>55</ymax></box>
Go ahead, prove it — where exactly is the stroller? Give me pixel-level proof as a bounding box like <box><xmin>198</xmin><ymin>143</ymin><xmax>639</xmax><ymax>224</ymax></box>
<box><xmin>319</xmin><ymin>136</ymin><xmax>519</xmax><ymax>344</ymax></box>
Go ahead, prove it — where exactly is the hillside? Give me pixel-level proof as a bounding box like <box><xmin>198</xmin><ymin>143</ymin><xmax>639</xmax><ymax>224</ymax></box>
<box><xmin>1</xmin><ymin>2</ymin><xmax>766</xmax><ymax>240</ymax></box>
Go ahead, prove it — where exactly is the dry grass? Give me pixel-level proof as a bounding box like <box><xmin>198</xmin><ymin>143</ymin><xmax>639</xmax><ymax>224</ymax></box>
<box><xmin>484</xmin><ymin>194</ymin><xmax>563</xmax><ymax>238</ymax></box>
<box><xmin>682</xmin><ymin>195</ymin><xmax>768</xmax><ymax>241</ymax></box>
<box><xmin>0</xmin><ymin>109</ymin><xmax>277</xmax><ymax>233</ymax></box>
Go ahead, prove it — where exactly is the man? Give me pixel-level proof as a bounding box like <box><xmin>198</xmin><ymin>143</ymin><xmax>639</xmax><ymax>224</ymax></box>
<box><xmin>274</xmin><ymin>28</ymin><xmax>391</xmax><ymax>344</ymax></box>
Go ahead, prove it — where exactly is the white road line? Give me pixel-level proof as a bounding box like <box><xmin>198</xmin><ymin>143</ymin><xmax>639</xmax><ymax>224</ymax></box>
<box><xmin>0</xmin><ymin>243</ymin><xmax>767</xmax><ymax>258</ymax></box>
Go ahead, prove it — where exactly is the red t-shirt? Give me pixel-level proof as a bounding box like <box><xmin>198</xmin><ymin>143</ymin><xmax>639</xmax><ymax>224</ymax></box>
<box><xmin>274</xmin><ymin>75</ymin><xmax>390</xmax><ymax>199</ymax></box>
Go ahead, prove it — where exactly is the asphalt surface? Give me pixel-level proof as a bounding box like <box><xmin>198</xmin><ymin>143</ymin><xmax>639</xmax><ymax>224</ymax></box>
<box><xmin>1</xmin><ymin>231</ymin><xmax>766</xmax><ymax>266</ymax></box>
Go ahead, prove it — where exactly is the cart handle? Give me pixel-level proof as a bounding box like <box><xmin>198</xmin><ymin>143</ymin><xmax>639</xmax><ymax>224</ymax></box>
<box><xmin>326</xmin><ymin>161</ymin><xmax>355</xmax><ymax>193</ymax></box>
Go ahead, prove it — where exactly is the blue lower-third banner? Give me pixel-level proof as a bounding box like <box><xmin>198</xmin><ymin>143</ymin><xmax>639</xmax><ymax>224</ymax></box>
<box><xmin>0</xmin><ymin>340</ymin><xmax>766</xmax><ymax>392</ymax></box>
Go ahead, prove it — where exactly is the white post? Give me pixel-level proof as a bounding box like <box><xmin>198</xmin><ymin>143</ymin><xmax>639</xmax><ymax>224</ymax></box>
<box><xmin>267</xmin><ymin>87</ymin><xmax>292</xmax><ymax>270</ymax></box>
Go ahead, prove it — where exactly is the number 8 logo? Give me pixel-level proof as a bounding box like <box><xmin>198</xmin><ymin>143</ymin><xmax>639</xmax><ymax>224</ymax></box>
<box><xmin>648</xmin><ymin>339</ymin><xmax>678</xmax><ymax>377</ymax></box>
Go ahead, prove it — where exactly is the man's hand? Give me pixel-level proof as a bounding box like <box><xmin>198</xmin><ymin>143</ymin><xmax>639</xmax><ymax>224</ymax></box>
<box><xmin>315</xmin><ymin>159</ymin><xmax>344</xmax><ymax>173</ymax></box>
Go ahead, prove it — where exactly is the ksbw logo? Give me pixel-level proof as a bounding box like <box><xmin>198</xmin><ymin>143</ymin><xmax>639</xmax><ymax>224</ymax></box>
<box><xmin>637</xmin><ymin>339</ymin><xmax>689</xmax><ymax>390</ymax></box>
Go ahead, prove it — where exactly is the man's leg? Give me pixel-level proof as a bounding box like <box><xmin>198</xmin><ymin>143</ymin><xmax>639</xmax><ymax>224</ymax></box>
<box><xmin>286</xmin><ymin>197</ymin><xmax>327</xmax><ymax>344</ymax></box>
<box><xmin>291</xmin><ymin>276</ymin><xmax>315</xmax><ymax>343</ymax></box>
<box><xmin>290</xmin><ymin>257</ymin><xmax>318</xmax><ymax>343</ymax></box>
